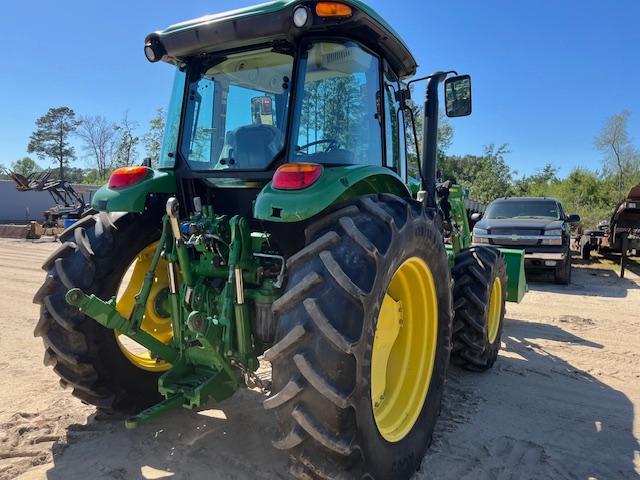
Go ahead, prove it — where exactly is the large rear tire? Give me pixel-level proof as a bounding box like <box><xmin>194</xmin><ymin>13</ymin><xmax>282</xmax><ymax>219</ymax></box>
<box><xmin>451</xmin><ymin>247</ymin><xmax>507</xmax><ymax>371</ymax></box>
<box><xmin>264</xmin><ymin>194</ymin><xmax>452</xmax><ymax>479</ymax></box>
<box><xmin>33</xmin><ymin>212</ymin><xmax>167</xmax><ymax>413</ymax></box>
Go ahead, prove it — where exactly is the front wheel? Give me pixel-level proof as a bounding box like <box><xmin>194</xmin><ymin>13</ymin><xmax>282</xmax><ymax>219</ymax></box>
<box><xmin>451</xmin><ymin>247</ymin><xmax>507</xmax><ymax>371</ymax></box>
<box><xmin>554</xmin><ymin>256</ymin><xmax>572</xmax><ymax>285</ymax></box>
<box><xmin>264</xmin><ymin>194</ymin><xmax>452</xmax><ymax>479</ymax></box>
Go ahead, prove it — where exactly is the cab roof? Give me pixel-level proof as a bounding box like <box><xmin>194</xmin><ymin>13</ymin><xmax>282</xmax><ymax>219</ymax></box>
<box><xmin>146</xmin><ymin>0</ymin><xmax>418</xmax><ymax>78</ymax></box>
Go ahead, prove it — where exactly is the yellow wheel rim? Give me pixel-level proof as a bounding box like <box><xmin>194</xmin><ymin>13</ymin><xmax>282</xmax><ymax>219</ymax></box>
<box><xmin>371</xmin><ymin>257</ymin><xmax>438</xmax><ymax>443</ymax></box>
<box><xmin>487</xmin><ymin>277</ymin><xmax>503</xmax><ymax>344</ymax></box>
<box><xmin>115</xmin><ymin>242</ymin><xmax>173</xmax><ymax>372</ymax></box>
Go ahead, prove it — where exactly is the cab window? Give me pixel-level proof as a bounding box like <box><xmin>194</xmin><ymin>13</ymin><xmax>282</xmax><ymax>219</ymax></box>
<box><xmin>180</xmin><ymin>49</ymin><xmax>294</xmax><ymax>171</ymax></box>
<box><xmin>291</xmin><ymin>41</ymin><xmax>382</xmax><ymax>166</ymax></box>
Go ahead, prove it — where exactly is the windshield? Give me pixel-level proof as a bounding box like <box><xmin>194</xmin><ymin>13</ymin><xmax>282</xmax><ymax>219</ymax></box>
<box><xmin>486</xmin><ymin>200</ymin><xmax>560</xmax><ymax>220</ymax></box>
<box><xmin>180</xmin><ymin>49</ymin><xmax>293</xmax><ymax>171</ymax></box>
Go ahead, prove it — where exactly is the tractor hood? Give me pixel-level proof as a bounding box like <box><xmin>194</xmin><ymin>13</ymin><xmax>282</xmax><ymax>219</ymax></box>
<box><xmin>145</xmin><ymin>0</ymin><xmax>417</xmax><ymax>78</ymax></box>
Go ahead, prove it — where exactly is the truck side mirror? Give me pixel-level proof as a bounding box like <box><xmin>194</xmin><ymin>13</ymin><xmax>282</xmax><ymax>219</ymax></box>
<box><xmin>567</xmin><ymin>214</ymin><xmax>581</xmax><ymax>223</ymax></box>
<box><xmin>444</xmin><ymin>74</ymin><xmax>472</xmax><ymax>117</ymax></box>
<box><xmin>470</xmin><ymin>212</ymin><xmax>482</xmax><ymax>222</ymax></box>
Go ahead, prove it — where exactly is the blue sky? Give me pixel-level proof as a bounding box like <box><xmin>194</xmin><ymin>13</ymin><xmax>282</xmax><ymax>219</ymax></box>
<box><xmin>1</xmin><ymin>0</ymin><xmax>638</xmax><ymax>178</ymax></box>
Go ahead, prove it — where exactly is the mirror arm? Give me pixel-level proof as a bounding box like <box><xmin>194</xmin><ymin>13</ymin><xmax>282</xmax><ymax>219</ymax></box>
<box><xmin>406</xmin><ymin>70</ymin><xmax>458</xmax><ymax>89</ymax></box>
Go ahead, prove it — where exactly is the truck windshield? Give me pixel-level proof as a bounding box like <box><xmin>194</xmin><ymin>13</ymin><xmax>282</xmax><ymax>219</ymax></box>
<box><xmin>486</xmin><ymin>200</ymin><xmax>560</xmax><ymax>220</ymax></box>
<box><xmin>180</xmin><ymin>48</ymin><xmax>294</xmax><ymax>171</ymax></box>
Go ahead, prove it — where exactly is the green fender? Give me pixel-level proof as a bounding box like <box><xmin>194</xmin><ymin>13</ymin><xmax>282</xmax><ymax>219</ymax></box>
<box><xmin>92</xmin><ymin>170</ymin><xmax>177</xmax><ymax>212</ymax></box>
<box><xmin>253</xmin><ymin>165</ymin><xmax>411</xmax><ymax>222</ymax></box>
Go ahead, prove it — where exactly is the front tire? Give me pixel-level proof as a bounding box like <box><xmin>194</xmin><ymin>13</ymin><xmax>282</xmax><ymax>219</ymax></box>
<box><xmin>33</xmin><ymin>212</ymin><xmax>165</xmax><ymax>413</ymax></box>
<box><xmin>264</xmin><ymin>194</ymin><xmax>452</xmax><ymax>479</ymax></box>
<box><xmin>451</xmin><ymin>247</ymin><xmax>507</xmax><ymax>371</ymax></box>
<box><xmin>554</xmin><ymin>255</ymin><xmax>572</xmax><ymax>285</ymax></box>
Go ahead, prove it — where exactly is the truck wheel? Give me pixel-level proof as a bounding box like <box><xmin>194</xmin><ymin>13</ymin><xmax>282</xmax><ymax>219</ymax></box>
<box><xmin>265</xmin><ymin>194</ymin><xmax>452</xmax><ymax>479</ymax></box>
<box><xmin>33</xmin><ymin>212</ymin><xmax>171</xmax><ymax>413</ymax></box>
<box><xmin>554</xmin><ymin>256</ymin><xmax>572</xmax><ymax>285</ymax></box>
<box><xmin>451</xmin><ymin>247</ymin><xmax>507</xmax><ymax>371</ymax></box>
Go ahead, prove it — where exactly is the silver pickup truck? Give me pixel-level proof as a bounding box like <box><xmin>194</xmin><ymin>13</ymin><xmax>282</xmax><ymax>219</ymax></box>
<box><xmin>471</xmin><ymin>197</ymin><xmax>580</xmax><ymax>284</ymax></box>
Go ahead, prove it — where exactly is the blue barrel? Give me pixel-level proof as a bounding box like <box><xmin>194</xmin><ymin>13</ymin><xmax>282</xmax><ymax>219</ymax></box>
<box><xmin>63</xmin><ymin>218</ymin><xmax>76</xmax><ymax>229</ymax></box>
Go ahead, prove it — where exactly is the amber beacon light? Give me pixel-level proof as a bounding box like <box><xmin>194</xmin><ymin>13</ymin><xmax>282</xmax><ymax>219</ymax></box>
<box><xmin>315</xmin><ymin>2</ymin><xmax>353</xmax><ymax>18</ymax></box>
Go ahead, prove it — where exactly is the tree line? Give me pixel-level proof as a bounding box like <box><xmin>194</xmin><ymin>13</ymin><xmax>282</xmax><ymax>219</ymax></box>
<box><xmin>1</xmin><ymin>106</ymin><xmax>166</xmax><ymax>184</ymax></box>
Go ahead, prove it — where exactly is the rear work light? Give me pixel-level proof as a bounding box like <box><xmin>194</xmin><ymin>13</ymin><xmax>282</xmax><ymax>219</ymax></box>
<box><xmin>272</xmin><ymin>163</ymin><xmax>323</xmax><ymax>190</ymax></box>
<box><xmin>108</xmin><ymin>166</ymin><xmax>151</xmax><ymax>189</ymax></box>
<box><xmin>315</xmin><ymin>2</ymin><xmax>353</xmax><ymax>17</ymax></box>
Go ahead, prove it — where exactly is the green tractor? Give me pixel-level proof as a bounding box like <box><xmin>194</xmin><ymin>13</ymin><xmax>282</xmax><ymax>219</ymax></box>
<box><xmin>33</xmin><ymin>1</ymin><xmax>526</xmax><ymax>478</ymax></box>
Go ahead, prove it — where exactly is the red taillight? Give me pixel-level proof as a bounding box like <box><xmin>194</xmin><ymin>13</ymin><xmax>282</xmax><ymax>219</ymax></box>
<box><xmin>108</xmin><ymin>166</ymin><xmax>151</xmax><ymax>189</ymax></box>
<box><xmin>272</xmin><ymin>163</ymin><xmax>323</xmax><ymax>190</ymax></box>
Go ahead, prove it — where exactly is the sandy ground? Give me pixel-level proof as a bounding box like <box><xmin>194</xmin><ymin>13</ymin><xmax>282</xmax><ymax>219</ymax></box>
<box><xmin>0</xmin><ymin>237</ymin><xmax>638</xmax><ymax>480</ymax></box>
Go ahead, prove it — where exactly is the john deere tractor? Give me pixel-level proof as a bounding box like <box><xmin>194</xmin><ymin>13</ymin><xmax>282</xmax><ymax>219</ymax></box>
<box><xmin>33</xmin><ymin>1</ymin><xmax>525</xmax><ymax>478</ymax></box>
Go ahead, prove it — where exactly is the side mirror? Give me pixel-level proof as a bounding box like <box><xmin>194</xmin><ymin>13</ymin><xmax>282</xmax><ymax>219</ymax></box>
<box><xmin>444</xmin><ymin>74</ymin><xmax>472</xmax><ymax>117</ymax></box>
<box><xmin>470</xmin><ymin>212</ymin><xmax>482</xmax><ymax>222</ymax></box>
<box><xmin>567</xmin><ymin>214</ymin><xmax>581</xmax><ymax>223</ymax></box>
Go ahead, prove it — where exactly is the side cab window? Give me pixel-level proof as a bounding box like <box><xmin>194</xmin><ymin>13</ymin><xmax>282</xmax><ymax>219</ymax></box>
<box><xmin>383</xmin><ymin>63</ymin><xmax>407</xmax><ymax>180</ymax></box>
<box><xmin>159</xmin><ymin>68</ymin><xmax>187</xmax><ymax>169</ymax></box>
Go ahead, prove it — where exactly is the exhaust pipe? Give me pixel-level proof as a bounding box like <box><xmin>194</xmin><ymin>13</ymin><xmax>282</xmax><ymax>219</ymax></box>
<box><xmin>421</xmin><ymin>71</ymin><xmax>449</xmax><ymax>208</ymax></box>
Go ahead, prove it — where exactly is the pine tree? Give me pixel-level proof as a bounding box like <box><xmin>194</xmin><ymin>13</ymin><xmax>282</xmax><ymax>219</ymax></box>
<box><xmin>27</xmin><ymin>107</ymin><xmax>79</xmax><ymax>181</ymax></box>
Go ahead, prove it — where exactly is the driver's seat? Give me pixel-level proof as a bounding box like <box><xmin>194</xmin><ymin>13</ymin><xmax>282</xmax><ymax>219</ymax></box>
<box><xmin>223</xmin><ymin>124</ymin><xmax>283</xmax><ymax>169</ymax></box>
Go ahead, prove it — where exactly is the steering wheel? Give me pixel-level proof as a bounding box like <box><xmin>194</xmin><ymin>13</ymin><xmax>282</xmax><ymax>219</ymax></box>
<box><xmin>297</xmin><ymin>138</ymin><xmax>339</xmax><ymax>152</ymax></box>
